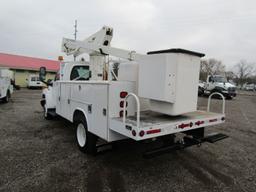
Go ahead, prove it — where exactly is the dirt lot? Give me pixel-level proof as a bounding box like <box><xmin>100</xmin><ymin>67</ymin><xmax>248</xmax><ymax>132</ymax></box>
<box><xmin>0</xmin><ymin>89</ymin><xmax>256</xmax><ymax>192</ymax></box>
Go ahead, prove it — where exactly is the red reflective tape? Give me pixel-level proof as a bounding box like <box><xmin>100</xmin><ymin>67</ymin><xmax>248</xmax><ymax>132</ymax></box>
<box><xmin>209</xmin><ymin>119</ymin><xmax>218</xmax><ymax>122</ymax></box>
<box><xmin>195</xmin><ymin>121</ymin><xmax>205</xmax><ymax>126</ymax></box>
<box><xmin>178</xmin><ymin>123</ymin><xmax>190</xmax><ymax>129</ymax></box>
<box><xmin>146</xmin><ymin>129</ymin><xmax>161</xmax><ymax>134</ymax></box>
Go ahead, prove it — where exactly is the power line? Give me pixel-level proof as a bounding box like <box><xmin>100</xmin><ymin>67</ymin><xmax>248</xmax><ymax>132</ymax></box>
<box><xmin>73</xmin><ymin>20</ymin><xmax>78</xmax><ymax>61</ymax></box>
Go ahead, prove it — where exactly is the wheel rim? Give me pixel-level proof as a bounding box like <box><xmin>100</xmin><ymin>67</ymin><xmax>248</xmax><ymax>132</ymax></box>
<box><xmin>77</xmin><ymin>123</ymin><xmax>86</xmax><ymax>147</ymax></box>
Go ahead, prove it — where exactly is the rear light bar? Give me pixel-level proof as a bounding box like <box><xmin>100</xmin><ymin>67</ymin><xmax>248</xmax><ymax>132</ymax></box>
<box><xmin>146</xmin><ymin>129</ymin><xmax>161</xmax><ymax>134</ymax></box>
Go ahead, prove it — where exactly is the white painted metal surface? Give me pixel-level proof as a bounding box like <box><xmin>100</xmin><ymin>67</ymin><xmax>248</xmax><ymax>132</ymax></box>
<box><xmin>0</xmin><ymin>69</ymin><xmax>13</xmax><ymax>100</ymax></box>
<box><xmin>207</xmin><ymin>92</ymin><xmax>225</xmax><ymax>114</ymax></box>
<box><xmin>123</xmin><ymin>93</ymin><xmax>140</xmax><ymax>128</ymax></box>
<box><xmin>110</xmin><ymin>110</ymin><xmax>225</xmax><ymax>141</ymax></box>
<box><xmin>138</xmin><ymin>53</ymin><xmax>201</xmax><ymax>116</ymax></box>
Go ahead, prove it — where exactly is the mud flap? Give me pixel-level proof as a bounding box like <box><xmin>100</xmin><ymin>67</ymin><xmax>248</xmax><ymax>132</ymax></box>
<box><xmin>202</xmin><ymin>133</ymin><xmax>229</xmax><ymax>143</ymax></box>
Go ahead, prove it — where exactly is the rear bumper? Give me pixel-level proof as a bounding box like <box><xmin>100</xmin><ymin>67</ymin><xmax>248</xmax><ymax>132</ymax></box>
<box><xmin>110</xmin><ymin>111</ymin><xmax>226</xmax><ymax>141</ymax></box>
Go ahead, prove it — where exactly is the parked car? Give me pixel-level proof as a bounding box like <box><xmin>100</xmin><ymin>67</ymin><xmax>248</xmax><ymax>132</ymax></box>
<box><xmin>245</xmin><ymin>84</ymin><xmax>255</xmax><ymax>91</ymax></box>
<box><xmin>27</xmin><ymin>75</ymin><xmax>43</xmax><ymax>89</ymax></box>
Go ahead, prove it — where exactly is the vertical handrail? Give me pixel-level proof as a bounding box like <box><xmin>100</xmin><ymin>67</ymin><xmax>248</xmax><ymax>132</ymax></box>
<box><xmin>123</xmin><ymin>93</ymin><xmax>140</xmax><ymax>128</ymax></box>
<box><xmin>207</xmin><ymin>92</ymin><xmax>225</xmax><ymax>114</ymax></box>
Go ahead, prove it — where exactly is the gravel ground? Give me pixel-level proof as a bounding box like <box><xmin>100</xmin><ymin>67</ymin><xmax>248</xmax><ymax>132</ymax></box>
<box><xmin>0</xmin><ymin>89</ymin><xmax>256</xmax><ymax>192</ymax></box>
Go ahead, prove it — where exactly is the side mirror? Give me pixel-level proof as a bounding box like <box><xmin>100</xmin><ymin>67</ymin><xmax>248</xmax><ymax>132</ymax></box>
<box><xmin>39</xmin><ymin>67</ymin><xmax>46</xmax><ymax>81</ymax></box>
<box><xmin>89</xmin><ymin>71</ymin><xmax>92</xmax><ymax>78</ymax></box>
<box><xmin>47</xmin><ymin>79</ymin><xmax>53</xmax><ymax>86</ymax></box>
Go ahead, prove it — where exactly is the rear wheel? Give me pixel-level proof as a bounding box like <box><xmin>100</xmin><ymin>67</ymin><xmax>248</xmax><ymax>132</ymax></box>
<box><xmin>43</xmin><ymin>106</ymin><xmax>52</xmax><ymax>120</ymax></box>
<box><xmin>75</xmin><ymin>118</ymin><xmax>98</xmax><ymax>154</ymax></box>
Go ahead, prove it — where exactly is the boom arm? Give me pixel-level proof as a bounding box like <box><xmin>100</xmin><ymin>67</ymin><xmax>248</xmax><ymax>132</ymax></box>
<box><xmin>61</xmin><ymin>26</ymin><xmax>142</xmax><ymax>61</ymax></box>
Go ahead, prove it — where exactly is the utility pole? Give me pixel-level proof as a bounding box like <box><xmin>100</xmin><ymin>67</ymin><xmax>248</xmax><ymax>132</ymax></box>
<box><xmin>73</xmin><ymin>20</ymin><xmax>78</xmax><ymax>61</ymax></box>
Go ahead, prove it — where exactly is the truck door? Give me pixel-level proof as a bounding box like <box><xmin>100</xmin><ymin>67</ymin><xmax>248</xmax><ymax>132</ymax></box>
<box><xmin>60</xmin><ymin>83</ymin><xmax>71</xmax><ymax>120</ymax></box>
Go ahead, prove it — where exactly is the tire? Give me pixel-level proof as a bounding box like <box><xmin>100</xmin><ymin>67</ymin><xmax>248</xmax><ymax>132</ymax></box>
<box><xmin>3</xmin><ymin>90</ymin><xmax>10</xmax><ymax>103</ymax></box>
<box><xmin>43</xmin><ymin>106</ymin><xmax>52</xmax><ymax>120</ymax></box>
<box><xmin>75</xmin><ymin>118</ymin><xmax>98</xmax><ymax>154</ymax></box>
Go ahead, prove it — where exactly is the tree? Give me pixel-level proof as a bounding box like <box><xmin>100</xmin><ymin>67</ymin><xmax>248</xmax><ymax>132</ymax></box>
<box><xmin>225</xmin><ymin>71</ymin><xmax>236</xmax><ymax>82</ymax></box>
<box><xmin>234</xmin><ymin>60</ymin><xmax>255</xmax><ymax>86</ymax></box>
<box><xmin>200</xmin><ymin>58</ymin><xmax>225</xmax><ymax>81</ymax></box>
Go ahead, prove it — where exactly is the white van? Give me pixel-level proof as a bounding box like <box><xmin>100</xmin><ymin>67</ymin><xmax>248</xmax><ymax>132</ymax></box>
<box><xmin>0</xmin><ymin>69</ymin><xmax>13</xmax><ymax>103</ymax></box>
<box><xmin>27</xmin><ymin>75</ymin><xmax>43</xmax><ymax>89</ymax></box>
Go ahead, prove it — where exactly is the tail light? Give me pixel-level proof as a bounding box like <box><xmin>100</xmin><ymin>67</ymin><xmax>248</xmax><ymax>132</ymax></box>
<box><xmin>146</xmin><ymin>129</ymin><xmax>161</xmax><ymax>134</ymax></box>
<box><xmin>139</xmin><ymin>130</ymin><xmax>145</xmax><ymax>137</ymax></box>
<box><xmin>120</xmin><ymin>101</ymin><xmax>128</xmax><ymax>108</ymax></box>
<box><xmin>195</xmin><ymin>121</ymin><xmax>204</xmax><ymax>126</ymax></box>
<box><xmin>120</xmin><ymin>91</ymin><xmax>128</xmax><ymax>98</ymax></box>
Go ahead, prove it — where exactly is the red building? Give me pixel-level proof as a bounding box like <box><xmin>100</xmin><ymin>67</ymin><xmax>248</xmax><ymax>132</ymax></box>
<box><xmin>0</xmin><ymin>52</ymin><xmax>59</xmax><ymax>87</ymax></box>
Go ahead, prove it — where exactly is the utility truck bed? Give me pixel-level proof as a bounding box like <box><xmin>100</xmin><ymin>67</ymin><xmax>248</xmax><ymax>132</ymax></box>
<box><xmin>110</xmin><ymin>110</ymin><xmax>225</xmax><ymax>141</ymax></box>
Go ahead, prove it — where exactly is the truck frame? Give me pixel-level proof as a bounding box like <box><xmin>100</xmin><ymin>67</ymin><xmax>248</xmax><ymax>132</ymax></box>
<box><xmin>40</xmin><ymin>26</ymin><xmax>228</xmax><ymax>156</ymax></box>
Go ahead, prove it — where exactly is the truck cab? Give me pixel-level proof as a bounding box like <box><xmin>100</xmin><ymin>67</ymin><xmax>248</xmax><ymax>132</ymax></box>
<box><xmin>204</xmin><ymin>75</ymin><xmax>237</xmax><ymax>99</ymax></box>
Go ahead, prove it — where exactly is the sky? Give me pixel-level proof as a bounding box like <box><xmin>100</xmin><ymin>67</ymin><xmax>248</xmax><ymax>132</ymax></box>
<box><xmin>0</xmin><ymin>0</ymin><xmax>256</xmax><ymax>69</ymax></box>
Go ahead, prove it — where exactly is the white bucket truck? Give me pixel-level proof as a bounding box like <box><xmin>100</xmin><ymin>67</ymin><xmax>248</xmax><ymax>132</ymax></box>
<box><xmin>40</xmin><ymin>26</ymin><xmax>227</xmax><ymax>157</ymax></box>
<box><xmin>0</xmin><ymin>69</ymin><xmax>13</xmax><ymax>103</ymax></box>
<box><xmin>203</xmin><ymin>75</ymin><xmax>237</xmax><ymax>99</ymax></box>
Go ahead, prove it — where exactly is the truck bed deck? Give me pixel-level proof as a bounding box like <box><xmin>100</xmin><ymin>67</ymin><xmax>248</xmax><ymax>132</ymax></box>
<box><xmin>110</xmin><ymin>110</ymin><xmax>225</xmax><ymax>141</ymax></box>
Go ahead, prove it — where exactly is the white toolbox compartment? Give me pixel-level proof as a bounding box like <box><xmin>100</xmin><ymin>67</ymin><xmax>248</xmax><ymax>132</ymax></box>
<box><xmin>138</xmin><ymin>49</ymin><xmax>204</xmax><ymax>116</ymax></box>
